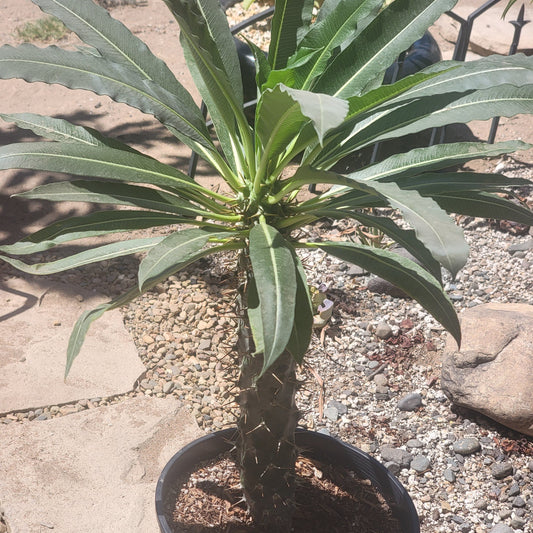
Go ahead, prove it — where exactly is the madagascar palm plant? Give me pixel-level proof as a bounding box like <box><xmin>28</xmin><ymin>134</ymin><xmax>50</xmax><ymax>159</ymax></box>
<box><xmin>1</xmin><ymin>0</ymin><xmax>533</xmax><ymax>529</ymax></box>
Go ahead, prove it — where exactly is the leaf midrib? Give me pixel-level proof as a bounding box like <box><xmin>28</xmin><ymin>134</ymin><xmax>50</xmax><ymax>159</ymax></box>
<box><xmin>334</xmin><ymin>1</ymin><xmax>439</xmax><ymax>97</ymax></box>
<box><xmin>47</xmin><ymin>0</ymin><xmax>153</xmax><ymax>80</ymax></box>
<box><xmin>0</xmin><ymin>55</ymin><xmax>209</xmax><ymax>148</ymax></box>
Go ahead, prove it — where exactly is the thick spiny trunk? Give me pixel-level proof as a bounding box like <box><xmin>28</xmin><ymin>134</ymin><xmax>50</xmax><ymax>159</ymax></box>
<box><xmin>236</xmin><ymin>279</ymin><xmax>299</xmax><ymax>532</ymax></box>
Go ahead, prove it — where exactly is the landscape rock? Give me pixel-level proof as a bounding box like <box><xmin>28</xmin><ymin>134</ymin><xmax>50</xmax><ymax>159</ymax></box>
<box><xmin>489</xmin><ymin>524</ymin><xmax>514</xmax><ymax>533</ymax></box>
<box><xmin>507</xmin><ymin>239</ymin><xmax>533</xmax><ymax>253</ymax></box>
<box><xmin>366</xmin><ymin>276</ymin><xmax>411</xmax><ymax>298</ymax></box>
<box><xmin>491</xmin><ymin>462</ymin><xmax>514</xmax><ymax>480</ymax></box>
<box><xmin>375</xmin><ymin>322</ymin><xmax>393</xmax><ymax>340</ymax></box>
<box><xmin>0</xmin><ymin>397</ymin><xmax>202</xmax><ymax>533</ymax></box>
<box><xmin>512</xmin><ymin>496</ymin><xmax>526</xmax><ymax>508</ymax></box>
<box><xmin>323</xmin><ymin>406</ymin><xmax>339</xmax><ymax>422</ymax></box>
<box><xmin>441</xmin><ymin>304</ymin><xmax>533</xmax><ymax>437</ymax></box>
<box><xmin>444</xmin><ymin>468</ymin><xmax>457</xmax><ymax>483</ymax></box>
<box><xmin>411</xmin><ymin>455</ymin><xmax>431</xmax><ymax>473</ymax></box>
<box><xmin>453</xmin><ymin>437</ymin><xmax>481</xmax><ymax>456</ymax></box>
<box><xmin>397</xmin><ymin>392</ymin><xmax>423</xmax><ymax>412</ymax></box>
<box><xmin>327</xmin><ymin>400</ymin><xmax>348</xmax><ymax>416</ymax></box>
<box><xmin>380</xmin><ymin>446</ymin><xmax>413</xmax><ymax>469</ymax></box>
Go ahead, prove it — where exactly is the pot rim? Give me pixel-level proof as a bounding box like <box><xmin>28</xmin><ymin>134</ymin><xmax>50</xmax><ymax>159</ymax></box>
<box><xmin>155</xmin><ymin>427</ymin><xmax>420</xmax><ymax>533</ymax></box>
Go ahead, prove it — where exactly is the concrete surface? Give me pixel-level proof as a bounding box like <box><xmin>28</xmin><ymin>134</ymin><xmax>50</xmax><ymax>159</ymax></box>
<box><xmin>0</xmin><ymin>276</ymin><xmax>146</xmax><ymax>413</ymax></box>
<box><xmin>0</xmin><ymin>396</ymin><xmax>202</xmax><ymax>533</ymax></box>
<box><xmin>431</xmin><ymin>0</ymin><xmax>533</xmax><ymax>60</ymax></box>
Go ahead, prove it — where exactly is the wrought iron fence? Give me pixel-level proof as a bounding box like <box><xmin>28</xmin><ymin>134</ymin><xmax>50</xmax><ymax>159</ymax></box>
<box><xmin>439</xmin><ymin>0</ymin><xmax>530</xmax><ymax>144</ymax></box>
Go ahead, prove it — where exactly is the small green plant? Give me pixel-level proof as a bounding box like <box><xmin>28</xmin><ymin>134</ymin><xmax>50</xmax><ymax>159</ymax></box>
<box><xmin>15</xmin><ymin>16</ymin><xmax>69</xmax><ymax>43</ymax></box>
<box><xmin>1</xmin><ymin>0</ymin><xmax>532</xmax><ymax>530</ymax></box>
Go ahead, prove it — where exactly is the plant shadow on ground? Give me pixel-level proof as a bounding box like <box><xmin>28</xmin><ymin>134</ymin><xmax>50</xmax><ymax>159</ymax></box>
<box><xmin>449</xmin><ymin>404</ymin><xmax>533</xmax><ymax>455</ymax></box>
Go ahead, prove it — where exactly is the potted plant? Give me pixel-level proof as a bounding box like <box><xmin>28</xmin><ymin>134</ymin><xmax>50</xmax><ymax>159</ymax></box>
<box><xmin>1</xmin><ymin>0</ymin><xmax>532</xmax><ymax>530</ymax></box>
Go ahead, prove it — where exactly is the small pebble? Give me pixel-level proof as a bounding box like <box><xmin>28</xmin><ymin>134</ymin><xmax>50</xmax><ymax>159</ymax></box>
<box><xmin>489</xmin><ymin>524</ymin><xmax>514</xmax><ymax>533</ymax></box>
<box><xmin>507</xmin><ymin>483</ymin><xmax>520</xmax><ymax>497</ymax></box>
<box><xmin>375</xmin><ymin>321</ymin><xmax>393</xmax><ymax>340</ymax></box>
<box><xmin>453</xmin><ymin>437</ymin><xmax>481</xmax><ymax>456</ymax></box>
<box><xmin>411</xmin><ymin>455</ymin><xmax>431</xmax><ymax>473</ymax></box>
<box><xmin>397</xmin><ymin>392</ymin><xmax>423</xmax><ymax>412</ymax></box>
<box><xmin>406</xmin><ymin>439</ymin><xmax>424</xmax><ymax>449</ymax></box>
<box><xmin>323</xmin><ymin>407</ymin><xmax>339</xmax><ymax>422</ymax></box>
<box><xmin>511</xmin><ymin>496</ymin><xmax>526</xmax><ymax>508</ymax></box>
<box><xmin>380</xmin><ymin>447</ymin><xmax>413</xmax><ymax>469</ymax></box>
<box><xmin>327</xmin><ymin>400</ymin><xmax>347</xmax><ymax>416</ymax></box>
<box><xmin>510</xmin><ymin>517</ymin><xmax>526</xmax><ymax>529</ymax></box>
<box><xmin>444</xmin><ymin>468</ymin><xmax>457</xmax><ymax>483</ymax></box>
<box><xmin>492</xmin><ymin>462</ymin><xmax>514</xmax><ymax>480</ymax></box>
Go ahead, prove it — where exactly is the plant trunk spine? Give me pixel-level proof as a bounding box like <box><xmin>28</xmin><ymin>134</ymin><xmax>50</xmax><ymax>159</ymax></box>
<box><xmin>236</xmin><ymin>266</ymin><xmax>299</xmax><ymax>532</ymax></box>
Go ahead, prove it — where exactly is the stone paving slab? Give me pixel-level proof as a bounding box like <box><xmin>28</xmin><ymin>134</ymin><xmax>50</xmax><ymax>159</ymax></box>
<box><xmin>432</xmin><ymin>0</ymin><xmax>533</xmax><ymax>60</ymax></box>
<box><xmin>0</xmin><ymin>277</ymin><xmax>146</xmax><ymax>413</ymax></box>
<box><xmin>0</xmin><ymin>396</ymin><xmax>203</xmax><ymax>533</ymax></box>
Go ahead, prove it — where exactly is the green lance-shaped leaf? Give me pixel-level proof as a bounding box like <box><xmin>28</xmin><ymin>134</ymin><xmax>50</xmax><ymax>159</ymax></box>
<box><xmin>65</xmin><ymin>238</ymin><xmax>239</xmax><ymax>378</ymax></box>
<box><xmin>313</xmin><ymin>208</ymin><xmax>442</xmax><ymax>282</ymax></box>
<box><xmin>32</xmin><ymin>0</ymin><xmax>186</xmax><ymax>97</ymax></box>
<box><xmin>369</xmin><ymin>84</ymin><xmax>533</xmax><ymax>145</ymax></box>
<box><xmin>281</xmin><ymin>86</ymin><xmax>349</xmax><ymax>146</ymax></box>
<box><xmin>317</xmin><ymin>141</ymin><xmax>531</xmax><ymax>197</ymax></box>
<box><xmin>0</xmin><ymin>112</ymin><xmax>137</xmax><ymax>152</ymax></box>
<box><xmin>66</xmin><ymin>284</ymin><xmax>141</xmax><ymax>378</ymax></box>
<box><xmin>353</xmin><ymin>180</ymin><xmax>469</xmax><ymax>277</ymax></box>
<box><xmin>269</xmin><ymin>0</ymin><xmax>314</xmax><ymax>70</ymax></box>
<box><xmin>138</xmin><ymin>228</ymin><xmax>235</xmax><ymax>291</ymax></box>
<box><xmin>395</xmin><ymin>171</ymin><xmax>533</xmax><ymax>195</ymax></box>
<box><xmin>317</xmin><ymin>86</ymin><xmax>533</xmax><ymax>166</ymax></box>
<box><xmin>317</xmin><ymin>241</ymin><xmax>461</xmax><ymax>345</ymax></box>
<box><xmin>246</xmin><ymin>274</ymin><xmax>265</xmax><ymax>355</ymax></box>
<box><xmin>315</xmin><ymin>167</ymin><xmax>532</xmax><ymax>215</ymax></box>
<box><xmin>433</xmin><ymin>191</ymin><xmax>533</xmax><ymax>226</ymax></box>
<box><xmin>256</xmin><ymin>85</ymin><xmax>310</xmax><ymax>161</ymax></box>
<box><xmin>0</xmin><ymin>211</ymin><xmax>190</xmax><ymax>256</ymax></box>
<box><xmin>294</xmin><ymin>0</ymin><xmax>384</xmax><ymax>90</ymax></box>
<box><xmin>285</xmin><ymin>250</ymin><xmax>313</xmax><ymax>363</ymax></box>
<box><xmin>14</xmin><ymin>181</ymin><xmax>214</xmax><ymax>218</ymax></box>
<box><xmin>396</xmin><ymin>53</ymin><xmax>533</xmax><ymax>103</ymax></box>
<box><xmin>345</xmin><ymin>68</ymin><xmax>451</xmax><ymax>117</ymax></box>
<box><xmin>163</xmin><ymin>0</ymin><xmax>249</xmax><ymax>171</ymax></box>
<box><xmin>249</xmin><ymin>222</ymin><xmax>297</xmax><ymax>375</ymax></box>
<box><xmin>315</xmin><ymin>0</ymin><xmax>457</xmax><ymax>97</ymax></box>
<box><xmin>165</xmin><ymin>0</ymin><xmax>242</xmax><ymax>104</ymax></box>
<box><xmin>0</xmin><ymin>237</ymin><xmax>163</xmax><ymax>275</ymax></box>
<box><xmin>244</xmin><ymin>37</ymin><xmax>271</xmax><ymax>91</ymax></box>
<box><xmin>262</xmin><ymin>47</ymin><xmax>322</xmax><ymax>91</ymax></box>
<box><xmin>256</xmin><ymin>84</ymin><xmax>348</xmax><ymax>172</ymax></box>
<box><xmin>0</xmin><ymin>142</ymin><xmax>205</xmax><ymax>192</ymax></box>
<box><xmin>369</xmin><ymin>142</ymin><xmax>532</xmax><ymax>183</ymax></box>
<box><xmin>0</xmin><ymin>44</ymin><xmax>214</xmax><ymax>155</ymax></box>
<box><xmin>339</xmin><ymin>53</ymin><xmax>533</xmax><ymax>122</ymax></box>
<box><xmin>293</xmin><ymin>166</ymin><xmax>469</xmax><ymax>276</ymax></box>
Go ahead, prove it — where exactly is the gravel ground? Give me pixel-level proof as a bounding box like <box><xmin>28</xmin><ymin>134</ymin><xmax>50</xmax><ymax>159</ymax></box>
<box><xmin>120</xmin><ymin>158</ymin><xmax>533</xmax><ymax>533</ymax></box>
<box><xmin>1</xmin><ymin>3</ymin><xmax>533</xmax><ymax>526</ymax></box>
<box><xmin>3</xmin><ymin>157</ymin><xmax>531</xmax><ymax>532</ymax></box>
<box><xmin>1</xmin><ymin>3</ymin><xmax>532</xmax><ymax>533</ymax></box>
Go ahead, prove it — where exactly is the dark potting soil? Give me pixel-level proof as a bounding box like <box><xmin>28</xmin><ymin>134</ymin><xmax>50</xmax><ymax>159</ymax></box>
<box><xmin>164</xmin><ymin>452</ymin><xmax>404</xmax><ymax>532</ymax></box>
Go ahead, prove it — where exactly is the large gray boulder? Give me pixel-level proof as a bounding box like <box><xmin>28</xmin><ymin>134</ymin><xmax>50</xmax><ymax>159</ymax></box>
<box><xmin>441</xmin><ymin>303</ymin><xmax>533</xmax><ymax>437</ymax></box>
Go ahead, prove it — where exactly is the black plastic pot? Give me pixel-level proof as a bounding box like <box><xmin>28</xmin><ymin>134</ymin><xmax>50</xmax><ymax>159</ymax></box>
<box><xmin>155</xmin><ymin>428</ymin><xmax>420</xmax><ymax>533</ymax></box>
